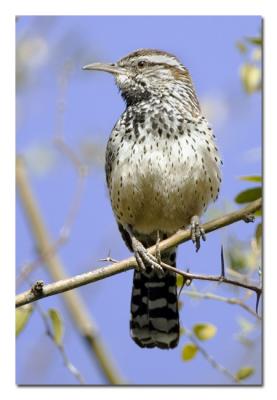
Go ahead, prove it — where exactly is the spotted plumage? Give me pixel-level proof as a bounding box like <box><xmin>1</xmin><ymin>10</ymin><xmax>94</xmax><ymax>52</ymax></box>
<box><xmin>83</xmin><ymin>49</ymin><xmax>222</xmax><ymax>349</ymax></box>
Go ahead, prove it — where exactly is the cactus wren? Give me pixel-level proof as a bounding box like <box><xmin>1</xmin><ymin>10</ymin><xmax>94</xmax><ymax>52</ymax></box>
<box><xmin>83</xmin><ymin>49</ymin><xmax>222</xmax><ymax>349</ymax></box>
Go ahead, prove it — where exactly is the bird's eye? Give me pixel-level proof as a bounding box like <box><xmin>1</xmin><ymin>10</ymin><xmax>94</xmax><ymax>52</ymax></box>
<box><xmin>137</xmin><ymin>61</ymin><xmax>146</xmax><ymax>68</ymax></box>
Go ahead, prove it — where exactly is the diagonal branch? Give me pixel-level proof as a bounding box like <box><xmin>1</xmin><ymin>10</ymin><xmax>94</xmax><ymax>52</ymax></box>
<box><xmin>16</xmin><ymin>157</ymin><xmax>125</xmax><ymax>384</ymax></box>
<box><xmin>16</xmin><ymin>198</ymin><xmax>262</xmax><ymax>308</ymax></box>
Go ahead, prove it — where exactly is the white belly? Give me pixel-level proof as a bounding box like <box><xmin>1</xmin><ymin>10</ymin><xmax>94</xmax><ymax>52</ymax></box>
<box><xmin>109</xmin><ymin>132</ymin><xmax>221</xmax><ymax>235</ymax></box>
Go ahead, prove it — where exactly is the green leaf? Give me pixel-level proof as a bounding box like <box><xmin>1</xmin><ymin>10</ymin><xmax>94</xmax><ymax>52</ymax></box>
<box><xmin>235</xmin><ymin>187</ymin><xmax>262</xmax><ymax>204</ymax></box>
<box><xmin>176</xmin><ymin>274</ymin><xmax>184</xmax><ymax>287</ymax></box>
<box><xmin>240</xmin><ymin>63</ymin><xmax>261</xmax><ymax>94</ymax></box>
<box><xmin>193</xmin><ymin>323</ymin><xmax>217</xmax><ymax>341</ymax></box>
<box><xmin>255</xmin><ymin>223</ymin><xmax>262</xmax><ymax>246</ymax></box>
<box><xmin>246</xmin><ymin>37</ymin><xmax>262</xmax><ymax>46</ymax></box>
<box><xmin>236</xmin><ymin>366</ymin><xmax>255</xmax><ymax>381</ymax></box>
<box><xmin>181</xmin><ymin>343</ymin><xmax>198</xmax><ymax>361</ymax></box>
<box><xmin>239</xmin><ymin>175</ymin><xmax>262</xmax><ymax>183</ymax></box>
<box><xmin>48</xmin><ymin>308</ymin><xmax>64</xmax><ymax>345</ymax></box>
<box><xmin>16</xmin><ymin>305</ymin><xmax>33</xmax><ymax>336</ymax></box>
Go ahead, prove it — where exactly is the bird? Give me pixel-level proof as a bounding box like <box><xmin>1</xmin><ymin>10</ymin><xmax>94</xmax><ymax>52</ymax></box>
<box><xmin>83</xmin><ymin>49</ymin><xmax>222</xmax><ymax>349</ymax></box>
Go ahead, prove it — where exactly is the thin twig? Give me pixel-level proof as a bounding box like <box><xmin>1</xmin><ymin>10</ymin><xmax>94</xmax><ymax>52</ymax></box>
<box><xmin>185</xmin><ymin>329</ymin><xmax>239</xmax><ymax>383</ymax></box>
<box><xmin>98</xmin><ymin>249</ymin><xmax>119</xmax><ymax>263</ymax></box>
<box><xmin>183</xmin><ymin>290</ymin><xmax>261</xmax><ymax>319</ymax></box>
<box><xmin>16</xmin><ymin>198</ymin><xmax>262</xmax><ymax>308</ymax></box>
<box><xmin>34</xmin><ymin>302</ymin><xmax>85</xmax><ymax>384</ymax></box>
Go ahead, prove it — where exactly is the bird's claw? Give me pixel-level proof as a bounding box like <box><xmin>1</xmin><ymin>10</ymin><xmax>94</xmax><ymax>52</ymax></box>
<box><xmin>190</xmin><ymin>215</ymin><xmax>206</xmax><ymax>252</ymax></box>
<box><xmin>132</xmin><ymin>237</ymin><xmax>164</xmax><ymax>273</ymax></box>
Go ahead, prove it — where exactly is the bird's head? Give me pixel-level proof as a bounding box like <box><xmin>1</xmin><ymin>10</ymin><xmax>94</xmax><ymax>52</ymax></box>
<box><xmin>83</xmin><ymin>49</ymin><xmax>199</xmax><ymax>110</ymax></box>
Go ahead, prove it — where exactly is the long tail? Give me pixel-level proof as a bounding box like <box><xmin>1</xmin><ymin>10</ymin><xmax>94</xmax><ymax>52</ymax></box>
<box><xmin>130</xmin><ymin>248</ymin><xmax>180</xmax><ymax>349</ymax></box>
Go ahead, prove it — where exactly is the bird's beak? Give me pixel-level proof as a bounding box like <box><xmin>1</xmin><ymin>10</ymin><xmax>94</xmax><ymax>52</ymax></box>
<box><xmin>82</xmin><ymin>62</ymin><xmax>127</xmax><ymax>76</ymax></box>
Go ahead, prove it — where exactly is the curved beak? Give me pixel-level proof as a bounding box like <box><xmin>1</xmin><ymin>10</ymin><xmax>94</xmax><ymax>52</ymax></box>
<box><xmin>82</xmin><ymin>62</ymin><xmax>127</xmax><ymax>75</ymax></box>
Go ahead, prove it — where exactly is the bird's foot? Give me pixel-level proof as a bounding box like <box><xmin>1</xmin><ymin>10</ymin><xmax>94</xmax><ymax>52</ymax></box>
<box><xmin>131</xmin><ymin>236</ymin><xmax>163</xmax><ymax>273</ymax></box>
<box><xmin>190</xmin><ymin>215</ymin><xmax>206</xmax><ymax>252</ymax></box>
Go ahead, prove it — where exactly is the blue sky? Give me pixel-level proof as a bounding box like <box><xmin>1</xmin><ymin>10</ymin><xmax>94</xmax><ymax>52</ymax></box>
<box><xmin>16</xmin><ymin>16</ymin><xmax>261</xmax><ymax>385</ymax></box>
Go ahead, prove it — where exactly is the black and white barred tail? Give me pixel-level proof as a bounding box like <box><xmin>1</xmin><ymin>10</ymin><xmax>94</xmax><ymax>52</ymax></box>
<box><xmin>130</xmin><ymin>249</ymin><xmax>180</xmax><ymax>349</ymax></box>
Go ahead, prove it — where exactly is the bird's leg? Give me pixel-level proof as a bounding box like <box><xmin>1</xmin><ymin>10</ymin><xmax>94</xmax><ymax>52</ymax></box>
<box><xmin>155</xmin><ymin>230</ymin><xmax>161</xmax><ymax>265</ymax></box>
<box><xmin>125</xmin><ymin>226</ymin><xmax>163</xmax><ymax>272</ymax></box>
<box><xmin>190</xmin><ymin>215</ymin><xmax>206</xmax><ymax>252</ymax></box>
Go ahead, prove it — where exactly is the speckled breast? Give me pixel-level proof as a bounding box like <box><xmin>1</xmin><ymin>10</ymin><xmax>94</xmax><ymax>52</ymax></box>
<box><xmin>106</xmin><ymin>105</ymin><xmax>222</xmax><ymax>235</ymax></box>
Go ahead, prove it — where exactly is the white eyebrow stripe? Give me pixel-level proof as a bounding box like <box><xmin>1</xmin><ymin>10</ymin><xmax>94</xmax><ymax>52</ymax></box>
<box><xmin>139</xmin><ymin>55</ymin><xmax>181</xmax><ymax>67</ymax></box>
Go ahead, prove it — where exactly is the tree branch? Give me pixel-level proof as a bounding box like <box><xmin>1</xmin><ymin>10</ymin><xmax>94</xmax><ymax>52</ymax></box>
<box><xmin>16</xmin><ymin>157</ymin><xmax>125</xmax><ymax>385</ymax></box>
<box><xmin>16</xmin><ymin>197</ymin><xmax>262</xmax><ymax>308</ymax></box>
<box><xmin>182</xmin><ymin>290</ymin><xmax>261</xmax><ymax>320</ymax></box>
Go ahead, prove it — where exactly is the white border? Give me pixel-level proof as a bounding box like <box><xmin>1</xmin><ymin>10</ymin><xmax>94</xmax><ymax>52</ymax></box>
<box><xmin>1</xmin><ymin>1</ymin><xmax>276</xmax><ymax>399</ymax></box>
<box><xmin>6</xmin><ymin>0</ymin><xmax>269</xmax><ymax>16</ymax></box>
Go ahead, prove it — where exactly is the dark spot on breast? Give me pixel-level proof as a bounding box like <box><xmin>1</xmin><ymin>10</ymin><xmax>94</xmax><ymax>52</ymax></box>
<box><xmin>139</xmin><ymin>136</ymin><xmax>146</xmax><ymax>144</ymax></box>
